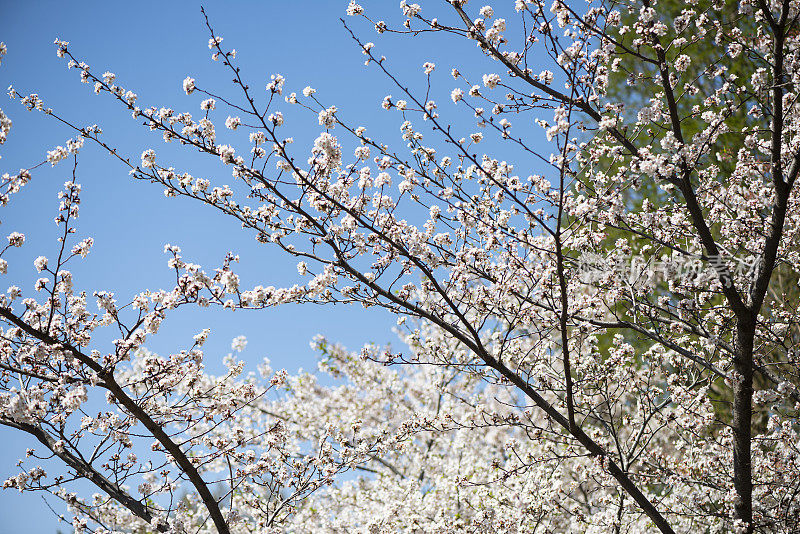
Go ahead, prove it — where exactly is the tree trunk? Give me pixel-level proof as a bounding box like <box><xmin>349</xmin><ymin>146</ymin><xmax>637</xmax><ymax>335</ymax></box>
<box><xmin>733</xmin><ymin>314</ymin><xmax>756</xmax><ymax>533</ymax></box>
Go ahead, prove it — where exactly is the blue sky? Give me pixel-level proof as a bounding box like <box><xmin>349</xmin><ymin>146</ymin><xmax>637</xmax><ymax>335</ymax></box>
<box><xmin>0</xmin><ymin>1</ymin><xmax>549</xmax><ymax>531</ymax></box>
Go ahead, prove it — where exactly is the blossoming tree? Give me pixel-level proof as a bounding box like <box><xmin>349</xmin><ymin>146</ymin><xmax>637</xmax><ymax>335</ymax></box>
<box><xmin>2</xmin><ymin>0</ymin><xmax>800</xmax><ymax>532</ymax></box>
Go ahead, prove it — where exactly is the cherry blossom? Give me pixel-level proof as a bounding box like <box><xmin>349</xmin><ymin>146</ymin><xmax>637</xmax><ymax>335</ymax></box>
<box><xmin>3</xmin><ymin>2</ymin><xmax>800</xmax><ymax>533</ymax></box>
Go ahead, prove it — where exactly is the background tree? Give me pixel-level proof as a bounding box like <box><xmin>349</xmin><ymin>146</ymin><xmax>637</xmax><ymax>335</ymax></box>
<box><xmin>595</xmin><ymin>0</ymin><xmax>793</xmax><ymax>433</ymax></box>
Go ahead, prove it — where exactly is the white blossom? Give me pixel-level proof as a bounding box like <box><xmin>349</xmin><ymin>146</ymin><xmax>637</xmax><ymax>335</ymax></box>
<box><xmin>182</xmin><ymin>76</ymin><xmax>196</xmax><ymax>94</ymax></box>
<box><xmin>482</xmin><ymin>73</ymin><xmax>501</xmax><ymax>88</ymax></box>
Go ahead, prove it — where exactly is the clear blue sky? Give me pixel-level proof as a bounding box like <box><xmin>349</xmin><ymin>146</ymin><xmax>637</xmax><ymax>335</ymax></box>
<box><xmin>0</xmin><ymin>1</ymin><xmax>546</xmax><ymax>531</ymax></box>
